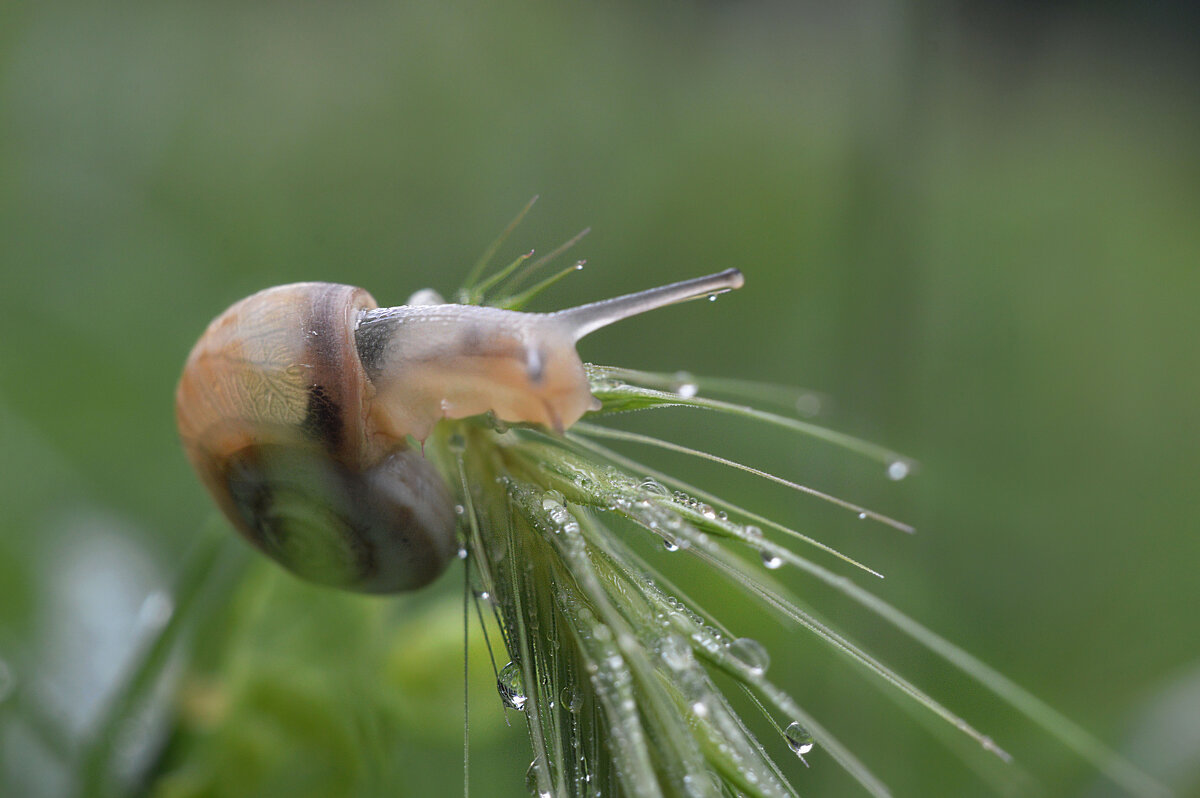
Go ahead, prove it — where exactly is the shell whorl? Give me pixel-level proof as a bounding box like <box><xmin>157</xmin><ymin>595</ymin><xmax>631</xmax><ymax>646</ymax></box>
<box><xmin>176</xmin><ymin>282</ymin><xmax>457</xmax><ymax>593</ymax></box>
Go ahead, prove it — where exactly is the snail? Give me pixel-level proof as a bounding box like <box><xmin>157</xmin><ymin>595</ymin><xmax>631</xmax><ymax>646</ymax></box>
<box><xmin>176</xmin><ymin>268</ymin><xmax>744</xmax><ymax>593</ymax></box>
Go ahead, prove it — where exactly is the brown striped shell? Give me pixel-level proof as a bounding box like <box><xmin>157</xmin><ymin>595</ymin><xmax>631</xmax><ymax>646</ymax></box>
<box><xmin>176</xmin><ymin>283</ymin><xmax>457</xmax><ymax>593</ymax></box>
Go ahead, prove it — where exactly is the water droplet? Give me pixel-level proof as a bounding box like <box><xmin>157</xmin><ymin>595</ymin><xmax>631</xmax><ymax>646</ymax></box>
<box><xmin>760</xmin><ymin>550</ymin><xmax>783</xmax><ymax>570</ymax></box>
<box><xmin>858</xmin><ymin>512</ymin><xmax>867</xmax><ymax>520</ymax></box>
<box><xmin>671</xmin><ymin>372</ymin><xmax>699</xmax><ymax>398</ymax></box>
<box><xmin>785</xmin><ymin>721</ymin><xmax>815</xmax><ymax>756</ymax></box>
<box><xmin>663</xmin><ymin>539</ymin><xmax>680</xmax><ymax>552</ymax></box>
<box><xmin>698</xmin><ymin>504</ymin><xmax>717</xmax><ymax>520</ymax></box>
<box><xmin>541</xmin><ymin>490</ymin><xmax>565</xmax><ymax>511</ymax></box>
<box><xmin>137</xmin><ymin>591</ymin><xmax>173</xmax><ymax>630</ymax></box>
<box><xmin>691</xmin><ymin>700</ymin><xmax>709</xmax><ymax>718</ymax></box>
<box><xmin>659</xmin><ymin>636</ymin><xmax>693</xmax><ymax>671</ymax></box>
<box><xmin>707</xmin><ymin>294</ymin><xmax>717</xmax><ymax>302</ymax></box>
<box><xmin>454</xmin><ymin>504</ymin><xmax>466</xmax><ymax>516</ymax></box>
<box><xmin>457</xmin><ymin>547</ymin><xmax>469</xmax><ymax>560</ymax></box>
<box><xmin>474</xmin><ymin>590</ymin><xmax>493</xmax><ymax>603</ymax></box>
<box><xmin>743</xmin><ymin>524</ymin><xmax>762</xmax><ymax>538</ymax></box>
<box><xmin>729</xmin><ymin>637</ymin><xmax>770</xmax><ymax>677</ymax></box>
<box><xmin>638</xmin><ymin>477</ymin><xmax>670</xmax><ymax>496</ymax></box>
<box><xmin>447</xmin><ymin>433</ymin><xmax>467</xmax><ymax>453</ymax></box>
<box><xmin>497</xmin><ymin>662</ymin><xmax>527</xmax><ymax>711</ymax></box>
<box><xmin>525</xmin><ymin>758</ymin><xmax>551</xmax><ymax>797</ymax></box>
<box><xmin>887</xmin><ymin>460</ymin><xmax>910</xmax><ymax>481</ymax></box>
<box><xmin>794</xmin><ymin>392</ymin><xmax>821</xmax><ymax>416</ymax></box>
<box><xmin>561</xmin><ymin>686</ymin><xmax>583</xmax><ymax>713</ymax></box>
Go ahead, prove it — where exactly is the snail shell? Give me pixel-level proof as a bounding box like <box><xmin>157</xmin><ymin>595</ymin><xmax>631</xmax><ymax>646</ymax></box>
<box><xmin>176</xmin><ymin>270</ymin><xmax>743</xmax><ymax>593</ymax></box>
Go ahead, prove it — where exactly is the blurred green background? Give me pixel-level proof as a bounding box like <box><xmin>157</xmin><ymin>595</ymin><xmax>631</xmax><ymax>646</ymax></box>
<box><xmin>1</xmin><ymin>1</ymin><xmax>1198</xmax><ymax>796</ymax></box>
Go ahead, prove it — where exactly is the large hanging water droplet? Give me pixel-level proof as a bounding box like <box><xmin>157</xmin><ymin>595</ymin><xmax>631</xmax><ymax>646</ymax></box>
<box><xmin>887</xmin><ymin>460</ymin><xmax>910</xmax><ymax>481</ymax></box>
<box><xmin>728</xmin><ymin>637</ymin><xmax>770</xmax><ymax>677</ymax></box>
<box><xmin>785</xmin><ymin>721</ymin><xmax>815</xmax><ymax>756</ymax></box>
<box><xmin>497</xmin><ymin>662</ymin><xmax>527</xmax><ymax>711</ymax></box>
<box><xmin>663</xmin><ymin>538</ymin><xmax>680</xmax><ymax>552</ymax></box>
<box><xmin>760</xmin><ymin>550</ymin><xmax>783</xmax><ymax>570</ymax></box>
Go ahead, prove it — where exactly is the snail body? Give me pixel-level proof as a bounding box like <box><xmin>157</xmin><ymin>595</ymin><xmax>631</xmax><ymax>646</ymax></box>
<box><xmin>177</xmin><ymin>269</ymin><xmax>744</xmax><ymax>593</ymax></box>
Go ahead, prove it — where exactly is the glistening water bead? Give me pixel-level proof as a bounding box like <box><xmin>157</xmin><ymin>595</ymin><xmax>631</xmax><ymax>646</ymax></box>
<box><xmin>497</xmin><ymin>661</ymin><xmax>528</xmax><ymax>711</ymax></box>
<box><xmin>560</xmin><ymin>686</ymin><xmax>583</xmax><ymax>713</ymax></box>
<box><xmin>728</xmin><ymin>637</ymin><xmax>770</xmax><ymax>677</ymax></box>
<box><xmin>525</xmin><ymin>758</ymin><xmax>551</xmax><ymax>798</ymax></box>
<box><xmin>760</xmin><ymin>550</ymin><xmax>784</xmax><ymax>570</ymax></box>
<box><xmin>671</xmin><ymin>371</ymin><xmax>699</xmax><ymax>398</ymax></box>
<box><xmin>784</xmin><ymin>721</ymin><xmax>815</xmax><ymax>757</ymax></box>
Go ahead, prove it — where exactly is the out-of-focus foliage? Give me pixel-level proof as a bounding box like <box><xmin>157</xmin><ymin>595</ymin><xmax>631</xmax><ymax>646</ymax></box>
<box><xmin>0</xmin><ymin>1</ymin><xmax>1197</xmax><ymax>796</ymax></box>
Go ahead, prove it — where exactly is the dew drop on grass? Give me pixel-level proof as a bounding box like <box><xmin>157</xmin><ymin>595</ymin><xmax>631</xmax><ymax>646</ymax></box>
<box><xmin>887</xmin><ymin>460</ymin><xmax>911</xmax><ymax>481</ymax></box>
<box><xmin>497</xmin><ymin>662</ymin><xmax>527</xmax><ymax>711</ymax></box>
<box><xmin>671</xmin><ymin>371</ymin><xmax>699</xmax><ymax>398</ymax></box>
<box><xmin>663</xmin><ymin>539</ymin><xmax>680</xmax><ymax>552</ymax></box>
<box><xmin>858</xmin><ymin>512</ymin><xmax>867</xmax><ymax>520</ymax></box>
<box><xmin>525</xmin><ymin>758</ymin><xmax>551</xmax><ymax>797</ymax></box>
<box><xmin>541</xmin><ymin>490</ymin><xmax>565</xmax><ymax>512</ymax></box>
<box><xmin>794</xmin><ymin>392</ymin><xmax>821</xmax><ymax>416</ymax></box>
<box><xmin>658</xmin><ymin>636</ymin><xmax>693</xmax><ymax>671</ymax></box>
<box><xmin>785</xmin><ymin>721</ymin><xmax>815</xmax><ymax>756</ymax></box>
<box><xmin>638</xmin><ymin>477</ymin><xmax>670</xmax><ymax>496</ymax></box>
<box><xmin>728</xmin><ymin>637</ymin><xmax>770</xmax><ymax>677</ymax></box>
<box><xmin>561</xmin><ymin>685</ymin><xmax>583</xmax><ymax>713</ymax></box>
<box><xmin>760</xmin><ymin>550</ymin><xmax>783</xmax><ymax>570</ymax></box>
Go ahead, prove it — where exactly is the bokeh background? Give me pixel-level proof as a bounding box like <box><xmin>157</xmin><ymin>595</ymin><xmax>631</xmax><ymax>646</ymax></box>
<box><xmin>1</xmin><ymin>1</ymin><xmax>1197</xmax><ymax>796</ymax></box>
